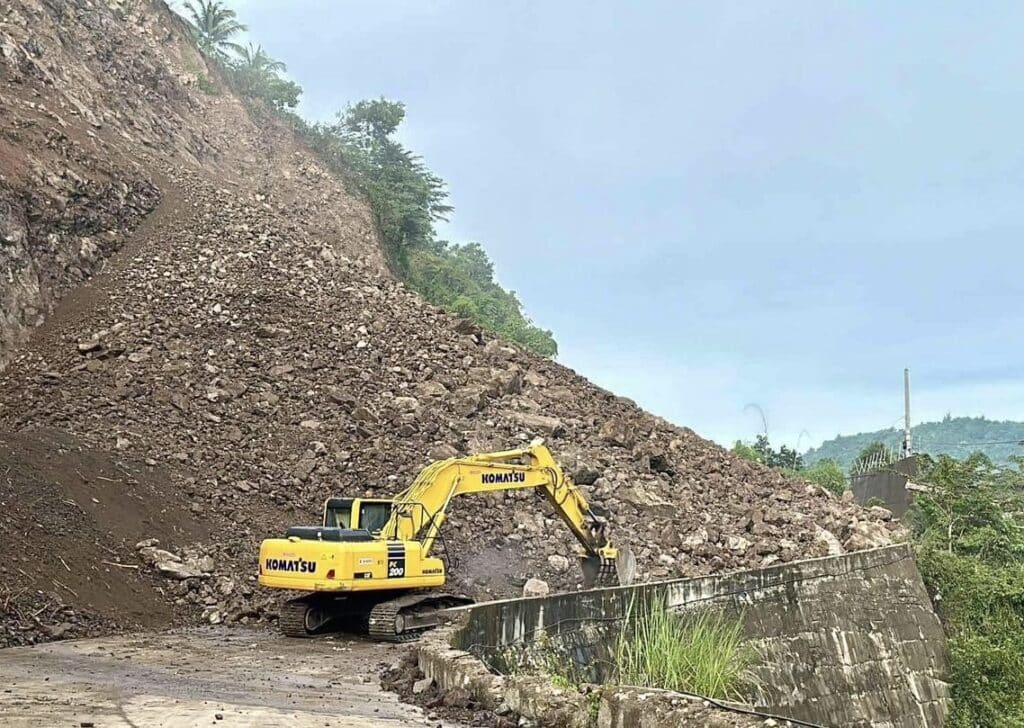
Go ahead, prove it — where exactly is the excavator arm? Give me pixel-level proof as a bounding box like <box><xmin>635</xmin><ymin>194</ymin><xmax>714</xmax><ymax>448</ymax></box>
<box><xmin>381</xmin><ymin>443</ymin><xmax>635</xmax><ymax>587</ymax></box>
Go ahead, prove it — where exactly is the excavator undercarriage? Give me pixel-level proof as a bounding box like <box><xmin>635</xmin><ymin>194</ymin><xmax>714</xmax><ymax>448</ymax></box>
<box><xmin>279</xmin><ymin>591</ymin><xmax>475</xmax><ymax>641</ymax></box>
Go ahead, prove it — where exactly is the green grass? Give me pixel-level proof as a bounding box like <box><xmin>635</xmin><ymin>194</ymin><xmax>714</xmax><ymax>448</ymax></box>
<box><xmin>614</xmin><ymin>600</ymin><xmax>757</xmax><ymax>701</ymax></box>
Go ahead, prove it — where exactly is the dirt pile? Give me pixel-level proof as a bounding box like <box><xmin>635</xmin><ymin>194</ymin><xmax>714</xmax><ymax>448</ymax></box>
<box><xmin>0</xmin><ymin>0</ymin><xmax>903</xmax><ymax>644</ymax></box>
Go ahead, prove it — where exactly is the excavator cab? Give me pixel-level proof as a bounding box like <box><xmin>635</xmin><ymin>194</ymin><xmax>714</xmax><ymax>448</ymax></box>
<box><xmin>323</xmin><ymin>497</ymin><xmax>394</xmax><ymax>534</ymax></box>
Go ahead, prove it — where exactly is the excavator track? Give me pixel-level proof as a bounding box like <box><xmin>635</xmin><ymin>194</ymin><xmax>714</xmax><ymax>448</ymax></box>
<box><xmin>367</xmin><ymin>600</ymin><xmax>419</xmax><ymax>642</ymax></box>
<box><xmin>367</xmin><ymin>593</ymin><xmax>474</xmax><ymax>642</ymax></box>
<box><xmin>279</xmin><ymin>599</ymin><xmax>316</xmax><ymax>637</ymax></box>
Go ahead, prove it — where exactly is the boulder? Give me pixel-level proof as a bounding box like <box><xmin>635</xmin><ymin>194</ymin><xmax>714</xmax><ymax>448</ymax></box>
<box><xmin>511</xmin><ymin>412</ymin><xmax>565</xmax><ymax>437</ymax></box>
<box><xmin>522</xmin><ymin>578</ymin><xmax>550</xmax><ymax>597</ymax></box>
<box><xmin>598</xmin><ymin>419</ymin><xmax>635</xmax><ymax>448</ymax></box>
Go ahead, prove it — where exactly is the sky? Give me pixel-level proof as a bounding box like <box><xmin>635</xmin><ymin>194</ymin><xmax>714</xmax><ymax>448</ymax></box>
<box><xmin>217</xmin><ymin>0</ymin><xmax>1024</xmax><ymax>449</ymax></box>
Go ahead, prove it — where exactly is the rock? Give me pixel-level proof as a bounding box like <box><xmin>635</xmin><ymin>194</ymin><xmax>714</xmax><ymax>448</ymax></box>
<box><xmin>350</xmin><ymin>407</ymin><xmax>377</xmax><ymax>423</ymax></box>
<box><xmin>544</xmin><ymin>386</ymin><xmax>574</xmax><ymax>403</ymax></box>
<box><xmin>412</xmin><ymin>677</ymin><xmax>433</xmax><ymax>695</ymax></box>
<box><xmin>138</xmin><ymin>547</ymin><xmax>181</xmax><ymax>566</ymax></box>
<box><xmin>156</xmin><ymin>560</ymin><xmax>203</xmax><ymax>580</ymax></box>
<box><xmin>680</xmin><ymin>528</ymin><xmax>709</xmax><ymax>551</ymax></box>
<box><xmin>392</xmin><ymin>396</ymin><xmax>419</xmax><ymax>413</ymax></box>
<box><xmin>571</xmin><ymin>465</ymin><xmax>601</xmax><ymax>485</ymax></box>
<box><xmin>325</xmin><ymin>386</ymin><xmax>354</xmax><ymax>407</ymax></box>
<box><xmin>522</xmin><ymin>578</ymin><xmax>550</xmax><ymax>597</ymax></box>
<box><xmin>726</xmin><ymin>535</ymin><xmax>751</xmax><ymax>553</ymax></box>
<box><xmin>843</xmin><ymin>520</ymin><xmax>894</xmax><ymax>551</ymax></box>
<box><xmin>442</xmin><ymin>687</ymin><xmax>472</xmax><ymax>709</ymax></box>
<box><xmin>524</xmin><ymin>371</ymin><xmax>548</xmax><ymax>388</ymax></box>
<box><xmin>77</xmin><ymin>340</ymin><xmax>102</xmax><ymax>354</ymax></box>
<box><xmin>491</xmin><ymin>366</ymin><xmax>524</xmax><ymax>395</ymax></box>
<box><xmin>510</xmin><ymin>412</ymin><xmax>565</xmax><ymax>437</ymax></box>
<box><xmin>622</xmin><ymin>484</ymin><xmax>672</xmax><ymax>508</ymax></box>
<box><xmin>452</xmin><ymin>385</ymin><xmax>490</xmax><ymax>416</ymax></box>
<box><xmin>414</xmin><ymin>380</ymin><xmax>449</xmax><ymax>399</ymax></box>
<box><xmin>43</xmin><ymin>622</ymin><xmax>74</xmax><ymax>640</ymax></box>
<box><xmin>815</xmin><ymin>527</ymin><xmax>845</xmax><ymax>556</ymax></box>
<box><xmin>598</xmin><ymin>419</ymin><xmax>635</xmax><ymax>448</ymax></box>
<box><xmin>547</xmin><ymin>555</ymin><xmax>570</xmax><ymax>573</ymax></box>
<box><xmin>868</xmin><ymin>505</ymin><xmax>893</xmax><ymax>521</ymax></box>
<box><xmin>429</xmin><ymin>443</ymin><xmax>460</xmax><ymax>460</ymax></box>
<box><xmin>135</xmin><ymin>538</ymin><xmax>159</xmax><ymax>550</ymax></box>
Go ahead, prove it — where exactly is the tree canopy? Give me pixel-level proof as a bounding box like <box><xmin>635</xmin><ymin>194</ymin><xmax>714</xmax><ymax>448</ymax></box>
<box><xmin>182</xmin><ymin>0</ymin><xmax>246</xmax><ymax>59</ymax></box>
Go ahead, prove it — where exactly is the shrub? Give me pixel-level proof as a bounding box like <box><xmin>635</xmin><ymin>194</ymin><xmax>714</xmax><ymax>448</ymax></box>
<box><xmin>800</xmin><ymin>459</ymin><xmax>847</xmax><ymax>496</ymax></box>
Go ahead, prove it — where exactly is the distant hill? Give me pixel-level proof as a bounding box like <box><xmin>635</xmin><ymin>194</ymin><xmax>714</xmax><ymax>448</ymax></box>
<box><xmin>804</xmin><ymin>416</ymin><xmax>1024</xmax><ymax>471</ymax></box>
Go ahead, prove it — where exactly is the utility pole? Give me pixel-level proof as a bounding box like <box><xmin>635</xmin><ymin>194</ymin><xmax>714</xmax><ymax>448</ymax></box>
<box><xmin>902</xmin><ymin>367</ymin><xmax>912</xmax><ymax>459</ymax></box>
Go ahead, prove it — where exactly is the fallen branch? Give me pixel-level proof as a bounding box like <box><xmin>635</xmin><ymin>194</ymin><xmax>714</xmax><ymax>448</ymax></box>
<box><xmin>59</xmin><ymin>557</ymin><xmax>71</xmax><ymax>572</ymax></box>
<box><xmin>102</xmin><ymin>560</ymin><xmax>139</xmax><ymax>570</ymax></box>
<box><xmin>52</xmin><ymin>578</ymin><xmax>78</xmax><ymax>598</ymax></box>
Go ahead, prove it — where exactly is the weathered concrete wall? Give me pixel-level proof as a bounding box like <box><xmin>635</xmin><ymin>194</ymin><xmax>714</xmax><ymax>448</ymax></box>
<box><xmin>851</xmin><ymin>457</ymin><xmax>920</xmax><ymax>516</ymax></box>
<box><xmin>453</xmin><ymin>544</ymin><xmax>950</xmax><ymax>727</ymax></box>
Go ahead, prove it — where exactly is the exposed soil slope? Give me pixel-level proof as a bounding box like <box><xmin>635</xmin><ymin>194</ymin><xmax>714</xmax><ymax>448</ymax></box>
<box><xmin>0</xmin><ymin>0</ymin><xmax>902</xmax><ymax>646</ymax></box>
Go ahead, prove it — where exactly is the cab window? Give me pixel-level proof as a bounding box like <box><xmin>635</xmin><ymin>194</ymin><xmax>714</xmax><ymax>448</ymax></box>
<box><xmin>358</xmin><ymin>502</ymin><xmax>393</xmax><ymax>534</ymax></box>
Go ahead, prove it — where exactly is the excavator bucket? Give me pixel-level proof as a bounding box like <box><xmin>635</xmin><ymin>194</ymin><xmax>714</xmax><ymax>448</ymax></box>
<box><xmin>581</xmin><ymin>545</ymin><xmax>637</xmax><ymax>589</ymax></box>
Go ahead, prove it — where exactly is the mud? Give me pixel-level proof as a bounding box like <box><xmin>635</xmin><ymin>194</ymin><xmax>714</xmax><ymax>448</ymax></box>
<box><xmin>0</xmin><ymin>626</ymin><xmax>465</xmax><ymax>727</ymax></box>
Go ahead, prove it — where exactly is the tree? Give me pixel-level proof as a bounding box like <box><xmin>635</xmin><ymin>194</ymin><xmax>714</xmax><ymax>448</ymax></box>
<box><xmin>910</xmin><ymin>454</ymin><xmax>1024</xmax><ymax>726</ymax></box>
<box><xmin>911</xmin><ymin>453</ymin><xmax>1023</xmax><ymax>561</ymax></box>
<box><xmin>338</xmin><ymin>98</ymin><xmax>407</xmax><ymax>144</ymax></box>
<box><xmin>323</xmin><ymin>98</ymin><xmax>452</xmax><ymax>262</ymax></box>
<box><xmin>228</xmin><ymin>44</ymin><xmax>301</xmax><ymax>110</ymax></box>
<box><xmin>731</xmin><ymin>440</ymin><xmax>764</xmax><ymax>464</ymax></box>
<box><xmin>732</xmin><ymin>435</ymin><xmax>803</xmax><ymax>470</ymax></box>
<box><xmin>235</xmin><ymin>43</ymin><xmax>286</xmax><ymax>75</ymax></box>
<box><xmin>182</xmin><ymin>0</ymin><xmax>246</xmax><ymax>59</ymax></box>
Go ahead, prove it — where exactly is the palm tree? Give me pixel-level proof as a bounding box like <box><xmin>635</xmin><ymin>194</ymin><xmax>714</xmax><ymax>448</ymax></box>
<box><xmin>182</xmin><ymin>0</ymin><xmax>247</xmax><ymax>59</ymax></box>
<box><xmin>236</xmin><ymin>44</ymin><xmax>287</xmax><ymax>75</ymax></box>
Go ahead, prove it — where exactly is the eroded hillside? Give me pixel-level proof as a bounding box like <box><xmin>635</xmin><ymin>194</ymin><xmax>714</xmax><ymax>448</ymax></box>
<box><xmin>0</xmin><ymin>0</ymin><xmax>902</xmax><ymax>646</ymax></box>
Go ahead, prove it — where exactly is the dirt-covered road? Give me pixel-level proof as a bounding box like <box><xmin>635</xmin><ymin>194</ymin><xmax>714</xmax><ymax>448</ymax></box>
<box><xmin>0</xmin><ymin>627</ymin><xmax>461</xmax><ymax>727</ymax></box>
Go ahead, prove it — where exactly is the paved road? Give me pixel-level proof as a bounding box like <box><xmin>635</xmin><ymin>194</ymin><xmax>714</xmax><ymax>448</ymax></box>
<box><xmin>0</xmin><ymin>627</ymin><xmax>460</xmax><ymax>727</ymax></box>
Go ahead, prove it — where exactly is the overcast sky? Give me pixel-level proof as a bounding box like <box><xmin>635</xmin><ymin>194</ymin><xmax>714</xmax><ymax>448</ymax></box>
<box><xmin>218</xmin><ymin>0</ymin><xmax>1024</xmax><ymax>449</ymax></box>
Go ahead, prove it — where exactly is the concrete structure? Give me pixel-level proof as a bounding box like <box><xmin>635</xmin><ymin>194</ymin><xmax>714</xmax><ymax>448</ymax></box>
<box><xmin>446</xmin><ymin>544</ymin><xmax>950</xmax><ymax>727</ymax></box>
<box><xmin>851</xmin><ymin>457</ymin><xmax>920</xmax><ymax>517</ymax></box>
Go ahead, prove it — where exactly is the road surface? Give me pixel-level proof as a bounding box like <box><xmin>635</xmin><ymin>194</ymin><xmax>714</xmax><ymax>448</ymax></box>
<box><xmin>0</xmin><ymin>627</ymin><xmax>461</xmax><ymax>727</ymax></box>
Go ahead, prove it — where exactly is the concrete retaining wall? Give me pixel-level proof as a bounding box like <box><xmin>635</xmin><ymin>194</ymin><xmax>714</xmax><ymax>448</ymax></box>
<box><xmin>450</xmin><ymin>544</ymin><xmax>950</xmax><ymax>727</ymax></box>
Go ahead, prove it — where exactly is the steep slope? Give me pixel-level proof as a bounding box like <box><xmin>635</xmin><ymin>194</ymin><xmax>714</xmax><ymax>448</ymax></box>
<box><xmin>0</xmin><ymin>0</ymin><xmax>381</xmax><ymax>365</ymax></box>
<box><xmin>0</xmin><ymin>0</ymin><xmax>900</xmax><ymax>646</ymax></box>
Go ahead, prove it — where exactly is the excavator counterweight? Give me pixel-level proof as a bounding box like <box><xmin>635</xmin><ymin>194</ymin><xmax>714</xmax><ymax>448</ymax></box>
<box><xmin>258</xmin><ymin>443</ymin><xmax>632</xmax><ymax>640</ymax></box>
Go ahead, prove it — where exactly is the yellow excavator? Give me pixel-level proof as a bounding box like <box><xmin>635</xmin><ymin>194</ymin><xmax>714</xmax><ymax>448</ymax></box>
<box><xmin>258</xmin><ymin>443</ymin><xmax>635</xmax><ymax>640</ymax></box>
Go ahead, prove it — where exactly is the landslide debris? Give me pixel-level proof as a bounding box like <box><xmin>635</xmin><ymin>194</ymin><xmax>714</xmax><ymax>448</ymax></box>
<box><xmin>0</xmin><ymin>0</ymin><xmax>903</xmax><ymax>642</ymax></box>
